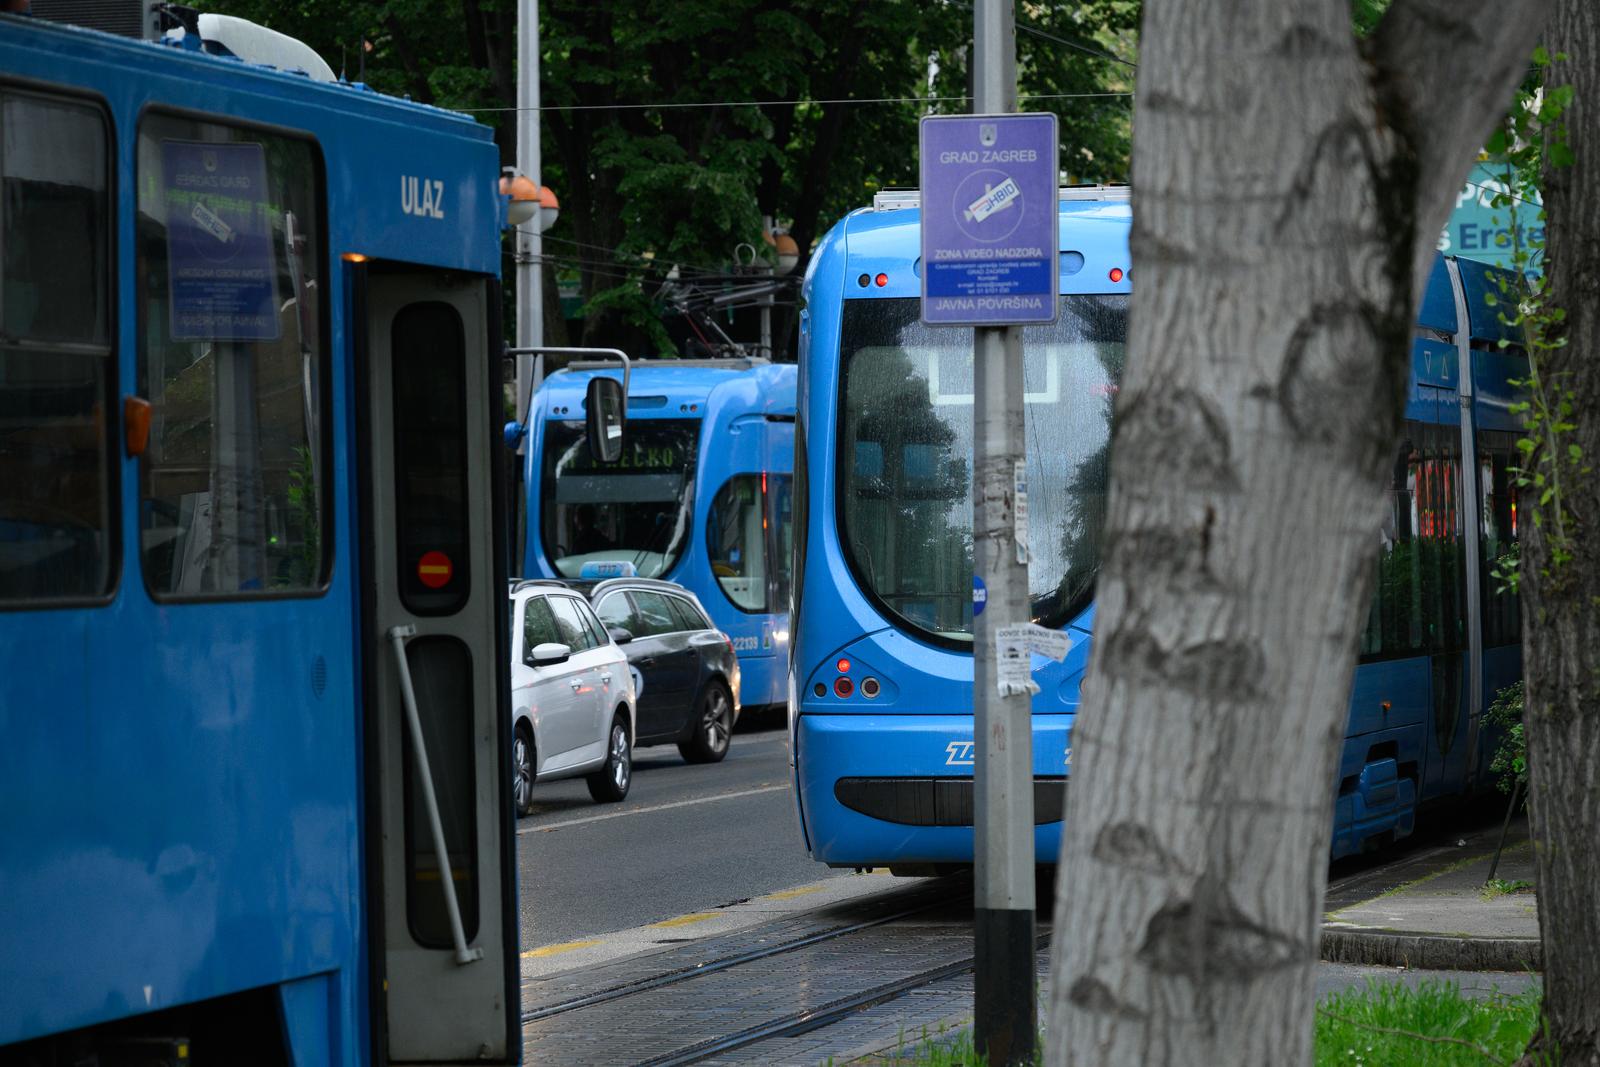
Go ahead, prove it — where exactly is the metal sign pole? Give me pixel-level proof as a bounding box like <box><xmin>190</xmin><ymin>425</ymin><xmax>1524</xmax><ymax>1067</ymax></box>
<box><xmin>970</xmin><ymin>2</ymin><xmax>1034</xmax><ymax>1063</ymax></box>
<box><xmin>918</xmin><ymin>5</ymin><xmax>1054</xmax><ymax>1059</ymax></box>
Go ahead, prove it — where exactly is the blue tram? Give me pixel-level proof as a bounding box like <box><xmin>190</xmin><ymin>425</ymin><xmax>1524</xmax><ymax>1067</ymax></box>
<box><xmin>790</xmin><ymin>186</ymin><xmax>1524</xmax><ymax>870</ymax></box>
<box><xmin>2</xmin><ymin>13</ymin><xmax>520</xmax><ymax>1063</ymax></box>
<box><xmin>520</xmin><ymin>359</ymin><xmax>797</xmax><ymax>710</ymax></box>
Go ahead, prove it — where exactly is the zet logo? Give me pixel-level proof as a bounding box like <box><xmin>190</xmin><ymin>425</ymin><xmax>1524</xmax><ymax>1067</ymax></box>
<box><xmin>945</xmin><ymin>740</ymin><xmax>975</xmax><ymax>766</ymax></box>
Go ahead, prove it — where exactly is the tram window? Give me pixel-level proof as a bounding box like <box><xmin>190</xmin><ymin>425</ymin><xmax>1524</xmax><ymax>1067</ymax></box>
<box><xmin>401</xmin><ymin>636</ymin><xmax>479</xmax><ymax>948</ymax></box>
<box><xmin>1362</xmin><ymin>421</ymin><xmax>1466</xmax><ymax>659</ymax></box>
<box><xmin>838</xmin><ymin>296</ymin><xmax>1125</xmax><ymax>645</ymax></box>
<box><xmin>708</xmin><ymin>475</ymin><xmax>767</xmax><ymax>612</ymax></box>
<box><xmin>541</xmin><ymin>418</ymin><xmax>699</xmax><ymax>579</ymax></box>
<box><xmin>390</xmin><ymin>302</ymin><xmax>470</xmax><ymax>615</ymax></box>
<box><xmin>1477</xmin><ymin>430</ymin><xmax>1522</xmax><ymax>648</ymax></box>
<box><xmin>135</xmin><ymin>115</ymin><xmax>329</xmax><ymax>599</ymax></box>
<box><xmin>769</xmin><ymin>474</ymin><xmax>793</xmax><ymax>617</ymax></box>
<box><xmin>0</xmin><ymin>91</ymin><xmax>115</xmax><ymax>604</ymax></box>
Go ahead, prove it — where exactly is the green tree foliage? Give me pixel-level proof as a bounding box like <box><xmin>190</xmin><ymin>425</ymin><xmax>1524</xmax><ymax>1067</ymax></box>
<box><xmin>196</xmin><ymin>0</ymin><xmax>1138</xmax><ymax>354</ymax></box>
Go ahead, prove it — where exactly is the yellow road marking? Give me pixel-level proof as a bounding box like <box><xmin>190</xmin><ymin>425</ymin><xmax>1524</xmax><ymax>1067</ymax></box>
<box><xmin>763</xmin><ymin>885</ymin><xmax>825</xmax><ymax>902</ymax></box>
<box><xmin>648</xmin><ymin>912</ymin><xmax>719</xmax><ymax>929</ymax></box>
<box><xmin>521</xmin><ymin>939</ymin><xmax>601</xmax><ymax>959</ymax></box>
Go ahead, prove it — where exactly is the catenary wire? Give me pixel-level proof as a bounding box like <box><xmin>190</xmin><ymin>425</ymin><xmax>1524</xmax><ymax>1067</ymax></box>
<box><xmin>457</xmin><ymin>91</ymin><xmax>1131</xmax><ymax>114</ymax></box>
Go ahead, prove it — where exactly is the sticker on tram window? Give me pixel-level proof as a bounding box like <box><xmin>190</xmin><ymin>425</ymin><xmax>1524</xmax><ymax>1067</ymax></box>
<box><xmin>162</xmin><ymin>141</ymin><xmax>280</xmax><ymax>341</ymax></box>
<box><xmin>417</xmin><ymin>551</ymin><xmax>453</xmax><ymax>589</ymax></box>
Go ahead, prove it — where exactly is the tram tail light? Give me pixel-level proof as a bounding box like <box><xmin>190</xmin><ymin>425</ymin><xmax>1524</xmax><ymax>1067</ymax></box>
<box><xmin>834</xmin><ymin>676</ymin><xmax>854</xmax><ymax>698</ymax></box>
<box><xmin>861</xmin><ymin>677</ymin><xmax>880</xmax><ymax>699</ymax></box>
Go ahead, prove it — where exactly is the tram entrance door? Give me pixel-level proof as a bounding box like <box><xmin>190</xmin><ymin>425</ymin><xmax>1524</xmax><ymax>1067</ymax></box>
<box><xmin>358</xmin><ymin>265</ymin><xmax>518</xmax><ymax>1063</ymax></box>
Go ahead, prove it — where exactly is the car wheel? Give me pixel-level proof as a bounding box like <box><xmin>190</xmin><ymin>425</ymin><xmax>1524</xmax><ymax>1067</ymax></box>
<box><xmin>586</xmin><ymin>712</ymin><xmax>632</xmax><ymax>803</ymax></box>
<box><xmin>678</xmin><ymin>681</ymin><xmax>733</xmax><ymax>764</ymax></box>
<box><xmin>513</xmin><ymin>723</ymin><xmax>536</xmax><ymax>817</ymax></box>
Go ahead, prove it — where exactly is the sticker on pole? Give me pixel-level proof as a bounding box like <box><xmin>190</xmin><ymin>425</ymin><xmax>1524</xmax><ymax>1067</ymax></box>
<box><xmin>973</xmin><ymin>575</ymin><xmax>988</xmax><ymax>617</ymax></box>
<box><xmin>919</xmin><ymin>113</ymin><xmax>1059</xmax><ymax>326</ymax></box>
<box><xmin>417</xmin><ymin>551</ymin><xmax>453</xmax><ymax>589</ymax></box>
<box><xmin>993</xmin><ymin>623</ymin><xmax>1073</xmax><ymax>697</ymax></box>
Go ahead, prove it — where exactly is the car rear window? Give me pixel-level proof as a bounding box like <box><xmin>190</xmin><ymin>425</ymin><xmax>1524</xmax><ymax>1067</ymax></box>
<box><xmin>668</xmin><ymin>596</ymin><xmax>709</xmax><ymax>632</ymax></box>
<box><xmin>627</xmin><ymin>590</ymin><xmax>680</xmax><ymax>637</ymax></box>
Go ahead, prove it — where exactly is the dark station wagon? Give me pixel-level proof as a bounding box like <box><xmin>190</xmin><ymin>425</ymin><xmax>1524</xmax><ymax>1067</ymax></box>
<box><xmin>562</xmin><ymin>576</ymin><xmax>743</xmax><ymax>763</ymax></box>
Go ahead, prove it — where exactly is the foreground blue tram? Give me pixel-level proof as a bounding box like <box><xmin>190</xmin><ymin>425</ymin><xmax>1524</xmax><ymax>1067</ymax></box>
<box><xmin>2</xmin><ymin>14</ymin><xmax>520</xmax><ymax>1062</ymax></box>
<box><xmin>791</xmin><ymin>187</ymin><xmax>1524</xmax><ymax>870</ymax></box>
<box><xmin>522</xmin><ymin>359</ymin><xmax>797</xmax><ymax>709</ymax></box>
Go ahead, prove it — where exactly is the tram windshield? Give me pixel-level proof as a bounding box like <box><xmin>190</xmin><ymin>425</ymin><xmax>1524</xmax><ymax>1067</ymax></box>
<box><xmin>542</xmin><ymin>417</ymin><xmax>699</xmax><ymax>578</ymax></box>
<box><xmin>838</xmin><ymin>295</ymin><xmax>1127</xmax><ymax>644</ymax></box>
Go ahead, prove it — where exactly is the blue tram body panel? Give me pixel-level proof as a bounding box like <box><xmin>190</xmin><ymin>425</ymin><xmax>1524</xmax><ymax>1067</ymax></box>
<box><xmin>1</xmin><ymin>16</ymin><xmax>505</xmax><ymax>1058</ymax></box>
<box><xmin>792</xmin><ymin>190</ymin><xmax>1525</xmax><ymax>869</ymax></box>
<box><xmin>523</xmin><ymin>360</ymin><xmax>797</xmax><ymax>708</ymax></box>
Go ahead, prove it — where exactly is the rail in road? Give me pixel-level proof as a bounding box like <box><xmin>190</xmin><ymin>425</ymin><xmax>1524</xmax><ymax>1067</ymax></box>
<box><xmin>515</xmin><ymin>804</ymin><xmax>1512</xmax><ymax>1065</ymax></box>
<box><xmin>518</xmin><ymin>873</ymin><xmax>1045</xmax><ymax>1066</ymax></box>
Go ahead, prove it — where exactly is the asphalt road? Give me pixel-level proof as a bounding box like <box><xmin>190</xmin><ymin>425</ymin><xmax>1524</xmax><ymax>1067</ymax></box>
<box><xmin>514</xmin><ymin>714</ymin><xmax>849</xmax><ymax>949</ymax></box>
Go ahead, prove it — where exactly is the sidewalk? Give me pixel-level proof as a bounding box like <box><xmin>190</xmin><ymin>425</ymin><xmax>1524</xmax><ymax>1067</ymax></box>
<box><xmin>1322</xmin><ymin>816</ymin><xmax>1540</xmax><ymax>972</ymax></box>
<box><xmin>846</xmin><ymin>819</ymin><xmax>1543</xmax><ymax>1065</ymax></box>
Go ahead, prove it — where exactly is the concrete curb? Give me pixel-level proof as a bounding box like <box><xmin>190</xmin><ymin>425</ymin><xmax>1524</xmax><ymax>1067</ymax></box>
<box><xmin>1321</xmin><ymin>928</ymin><xmax>1541</xmax><ymax>973</ymax></box>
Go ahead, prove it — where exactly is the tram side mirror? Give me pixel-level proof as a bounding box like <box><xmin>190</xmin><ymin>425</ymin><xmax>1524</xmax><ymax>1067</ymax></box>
<box><xmin>607</xmin><ymin>626</ymin><xmax>634</xmax><ymax>646</ymax></box>
<box><xmin>529</xmin><ymin>642</ymin><xmax>571</xmax><ymax>666</ymax></box>
<box><xmin>585</xmin><ymin>377</ymin><xmax>625</xmax><ymax>463</ymax></box>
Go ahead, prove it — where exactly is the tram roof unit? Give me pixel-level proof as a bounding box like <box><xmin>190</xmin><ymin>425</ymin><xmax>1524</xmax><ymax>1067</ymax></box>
<box><xmin>3</xmin><ymin>13</ymin><xmax>504</xmax><ymax>275</ymax></box>
<box><xmin>823</xmin><ymin>187</ymin><xmax>1133</xmax><ymax>304</ymax></box>
<box><xmin>537</xmin><ymin>357</ymin><xmax>798</xmax><ymax>420</ymax></box>
<box><xmin>869</xmin><ymin>184</ymin><xmax>1131</xmax><ymax>212</ymax></box>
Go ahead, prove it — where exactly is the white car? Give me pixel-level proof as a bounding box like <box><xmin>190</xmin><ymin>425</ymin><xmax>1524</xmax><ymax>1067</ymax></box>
<box><xmin>509</xmin><ymin>580</ymin><xmax>638</xmax><ymax>813</ymax></box>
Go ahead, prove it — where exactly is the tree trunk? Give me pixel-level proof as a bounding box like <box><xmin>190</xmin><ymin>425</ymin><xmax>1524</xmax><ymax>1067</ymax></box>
<box><xmin>1522</xmin><ymin>2</ymin><xmax>1600</xmax><ymax>1062</ymax></box>
<box><xmin>1045</xmin><ymin>1</ymin><xmax>1549</xmax><ymax>1064</ymax></box>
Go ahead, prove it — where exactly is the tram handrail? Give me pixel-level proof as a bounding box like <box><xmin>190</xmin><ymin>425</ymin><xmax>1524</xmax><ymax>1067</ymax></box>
<box><xmin>387</xmin><ymin>625</ymin><xmax>484</xmax><ymax>967</ymax></box>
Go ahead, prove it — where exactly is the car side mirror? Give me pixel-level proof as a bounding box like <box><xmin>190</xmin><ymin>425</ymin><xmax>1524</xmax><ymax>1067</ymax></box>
<box><xmin>528</xmin><ymin>642</ymin><xmax>571</xmax><ymax>666</ymax></box>
<box><xmin>585</xmin><ymin>376</ymin><xmax>625</xmax><ymax>463</ymax></box>
<box><xmin>607</xmin><ymin>626</ymin><xmax>633</xmax><ymax>646</ymax></box>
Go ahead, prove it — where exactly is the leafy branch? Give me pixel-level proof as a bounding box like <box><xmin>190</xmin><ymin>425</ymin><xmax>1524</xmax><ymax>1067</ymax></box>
<box><xmin>1483</xmin><ymin>46</ymin><xmax>1586</xmax><ymax>593</ymax></box>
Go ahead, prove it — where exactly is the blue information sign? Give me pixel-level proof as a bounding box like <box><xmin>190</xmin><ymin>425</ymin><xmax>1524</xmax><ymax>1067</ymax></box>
<box><xmin>162</xmin><ymin>141</ymin><xmax>280</xmax><ymax>341</ymax></box>
<box><xmin>919</xmin><ymin>113</ymin><xmax>1058</xmax><ymax>326</ymax></box>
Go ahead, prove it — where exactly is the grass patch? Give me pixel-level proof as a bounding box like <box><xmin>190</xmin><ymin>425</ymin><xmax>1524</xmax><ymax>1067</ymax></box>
<box><xmin>856</xmin><ymin>981</ymin><xmax>1542</xmax><ymax>1067</ymax></box>
<box><xmin>1315</xmin><ymin>979</ymin><xmax>1543</xmax><ymax>1066</ymax></box>
<box><xmin>1481</xmin><ymin>878</ymin><xmax>1535</xmax><ymax>900</ymax></box>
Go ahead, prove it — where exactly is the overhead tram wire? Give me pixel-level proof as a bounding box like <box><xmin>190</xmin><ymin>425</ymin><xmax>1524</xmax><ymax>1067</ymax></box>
<box><xmin>542</xmin><ymin>234</ymin><xmax>738</xmax><ymax>279</ymax></box>
<box><xmin>939</xmin><ymin>0</ymin><xmax>1138</xmax><ymax>70</ymax></box>
<box><xmin>457</xmin><ymin>90</ymin><xmax>1131</xmax><ymax>115</ymax></box>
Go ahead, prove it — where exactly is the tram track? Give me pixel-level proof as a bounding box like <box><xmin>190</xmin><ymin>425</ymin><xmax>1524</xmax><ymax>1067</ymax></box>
<box><xmin>519</xmin><ymin>875</ymin><xmax>1030</xmax><ymax>1065</ymax></box>
<box><xmin>519</xmin><ymin>896</ymin><xmax>949</xmax><ymax>1024</ymax></box>
<box><xmin>633</xmin><ymin>929</ymin><xmax>1052</xmax><ymax>1066</ymax></box>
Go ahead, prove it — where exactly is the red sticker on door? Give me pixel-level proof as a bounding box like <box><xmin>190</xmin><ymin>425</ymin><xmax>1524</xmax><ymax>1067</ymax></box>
<box><xmin>417</xmin><ymin>550</ymin><xmax>453</xmax><ymax>589</ymax></box>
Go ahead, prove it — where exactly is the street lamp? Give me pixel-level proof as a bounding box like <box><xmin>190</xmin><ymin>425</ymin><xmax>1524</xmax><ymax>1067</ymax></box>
<box><xmin>500</xmin><ymin>169</ymin><xmax>559</xmax><ymax>232</ymax></box>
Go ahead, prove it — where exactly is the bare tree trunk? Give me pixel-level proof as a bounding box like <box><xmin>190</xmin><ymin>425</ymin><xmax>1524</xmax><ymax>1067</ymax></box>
<box><xmin>1522</xmin><ymin>3</ymin><xmax>1600</xmax><ymax>1062</ymax></box>
<box><xmin>1046</xmin><ymin>1</ymin><xmax>1549</xmax><ymax>1064</ymax></box>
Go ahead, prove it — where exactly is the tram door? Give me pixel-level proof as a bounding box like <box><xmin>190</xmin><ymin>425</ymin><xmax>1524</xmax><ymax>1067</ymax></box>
<box><xmin>359</xmin><ymin>266</ymin><xmax>518</xmax><ymax>1063</ymax></box>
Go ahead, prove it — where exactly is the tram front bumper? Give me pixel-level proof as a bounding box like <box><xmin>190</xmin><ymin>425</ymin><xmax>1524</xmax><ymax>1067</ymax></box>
<box><xmin>794</xmin><ymin>712</ymin><xmax>1073</xmax><ymax>868</ymax></box>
